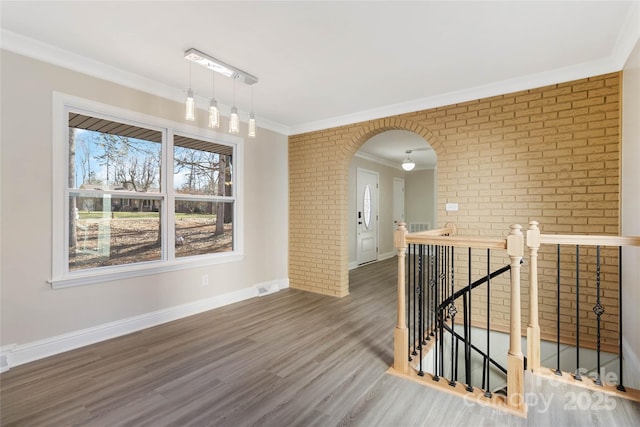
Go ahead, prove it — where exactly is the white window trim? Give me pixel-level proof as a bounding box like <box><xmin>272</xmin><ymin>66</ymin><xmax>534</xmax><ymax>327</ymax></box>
<box><xmin>51</xmin><ymin>92</ymin><xmax>244</xmax><ymax>289</ymax></box>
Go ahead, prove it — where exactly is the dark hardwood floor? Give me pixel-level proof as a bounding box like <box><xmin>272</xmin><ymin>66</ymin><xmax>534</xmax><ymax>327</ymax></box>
<box><xmin>2</xmin><ymin>257</ymin><xmax>638</xmax><ymax>426</ymax></box>
<box><xmin>1</xmin><ymin>258</ymin><xmax>399</xmax><ymax>426</ymax></box>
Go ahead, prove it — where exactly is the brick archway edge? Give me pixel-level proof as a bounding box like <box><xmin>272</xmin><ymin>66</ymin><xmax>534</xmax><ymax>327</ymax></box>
<box><xmin>288</xmin><ymin>117</ymin><xmax>443</xmax><ymax>297</ymax></box>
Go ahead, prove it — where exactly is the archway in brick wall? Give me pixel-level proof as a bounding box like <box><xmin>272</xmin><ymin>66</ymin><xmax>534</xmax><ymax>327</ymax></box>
<box><xmin>288</xmin><ymin>116</ymin><xmax>444</xmax><ymax>298</ymax></box>
<box><xmin>340</xmin><ymin>118</ymin><xmax>444</xmax><ymax>294</ymax></box>
<box><xmin>349</xmin><ymin>129</ymin><xmax>437</xmax><ymax>269</ymax></box>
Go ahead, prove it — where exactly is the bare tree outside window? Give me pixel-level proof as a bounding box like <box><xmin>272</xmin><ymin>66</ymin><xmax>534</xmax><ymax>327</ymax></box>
<box><xmin>173</xmin><ymin>136</ymin><xmax>234</xmax><ymax>257</ymax></box>
<box><xmin>68</xmin><ymin>114</ymin><xmax>162</xmax><ymax>271</ymax></box>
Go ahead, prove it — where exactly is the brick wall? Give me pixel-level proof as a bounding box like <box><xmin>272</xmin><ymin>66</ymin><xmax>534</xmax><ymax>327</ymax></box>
<box><xmin>289</xmin><ymin>72</ymin><xmax>621</xmax><ymax>347</ymax></box>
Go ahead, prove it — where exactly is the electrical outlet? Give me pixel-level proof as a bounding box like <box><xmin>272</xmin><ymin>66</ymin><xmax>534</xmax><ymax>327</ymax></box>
<box><xmin>202</xmin><ymin>274</ymin><xmax>209</xmax><ymax>286</ymax></box>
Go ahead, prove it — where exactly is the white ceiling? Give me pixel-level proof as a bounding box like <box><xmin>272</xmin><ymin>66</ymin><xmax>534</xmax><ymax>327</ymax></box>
<box><xmin>1</xmin><ymin>1</ymin><xmax>638</xmax><ymax>141</ymax></box>
<box><xmin>357</xmin><ymin>130</ymin><xmax>437</xmax><ymax>170</ymax></box>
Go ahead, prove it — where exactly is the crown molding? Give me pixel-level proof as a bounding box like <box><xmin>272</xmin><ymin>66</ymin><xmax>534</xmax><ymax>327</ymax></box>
<box><xmin>291</xmin><ymin>3</ymin><xmax>639</xmax><ymax>136</ymax></box>
<box><xmin>289</xmin><ymin>55</ymin><xmax>622</xmax><ymax>135</ymax></box>
<box><xmin>4</xmin><ymin>2</ymin><xmax>638</xmax><ymax>140</ymax></box>
<box><xmin>0</xmin><ymin>29</ymin><xmax>290</xmax><ymax>136</ymax></box>
<box><xmin>612</xmin><ymin>0</ymin><xmax>640</xmax><ymax>69</ymax></box>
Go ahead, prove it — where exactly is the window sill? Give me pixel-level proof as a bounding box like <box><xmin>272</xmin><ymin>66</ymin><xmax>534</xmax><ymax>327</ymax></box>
<box><xmin>49</xmin><ymin>252</ymin><xmax>244</xmax><ymax>289</ymax></box>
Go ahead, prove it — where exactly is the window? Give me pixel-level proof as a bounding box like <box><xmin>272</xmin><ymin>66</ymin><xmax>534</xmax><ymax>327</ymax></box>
<box><xmin>52</xmin><ymin>94</ymin><xmax>242</xmax><ymax>287</ymax></box>
<box><xmin>68</xmin><ymin>114</ymin><xmax>163</xmax><ymax>271</ymax></box>
<box><xmin>173</xmin><ymin>135</ymin><xmax>234</xmax><ymax>258</ymax></box>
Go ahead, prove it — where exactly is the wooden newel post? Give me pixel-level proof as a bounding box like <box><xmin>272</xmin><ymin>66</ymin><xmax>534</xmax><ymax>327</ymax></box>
<box><xmin>506</xmin><ymin>224</ymin><xmax>525</xmax><ymax>411</ymax></box>
<box><xmin>526</xmin><ymin>221</ymin><xmax>541</xmax><ymax>372</ymax></box>
<box><xmin>393</xmin><ymin>222</ymin><xmax>409</xmax><ymax>373</ymax></box>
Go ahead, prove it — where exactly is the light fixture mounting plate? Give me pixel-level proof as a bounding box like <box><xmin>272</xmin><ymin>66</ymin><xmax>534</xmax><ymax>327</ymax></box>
<box><xmin>184</xmin><ymin>48</ymin><xmax>258</xmax><ymax>85</ymax></box>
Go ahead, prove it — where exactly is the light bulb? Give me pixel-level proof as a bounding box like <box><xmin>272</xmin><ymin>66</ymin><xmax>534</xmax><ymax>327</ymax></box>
<box><xmin>185</xmin><ymin>89</ymin><xmax>196</xmax><ymax>121</ymax></box>
<box><xmin>248</xmin><ymin>112</ymin><xmax>256</xmax><ymax>138</ymax></box>
<box><xmin>229</xmin><ymin>106</ymin><xmax>239</xmax><ymax>134</ymax></box>
<box><xmin>208</xmin><ymin>99</ymin><xmax>220</xmax><ymax>128</ymax></box>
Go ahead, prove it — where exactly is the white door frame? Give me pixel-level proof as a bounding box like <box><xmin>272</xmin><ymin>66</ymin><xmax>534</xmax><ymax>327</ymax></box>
<box><xmin>356</xmin><ymin>168</ymin><xmax>379</xmax><ymax>265</ymax></box>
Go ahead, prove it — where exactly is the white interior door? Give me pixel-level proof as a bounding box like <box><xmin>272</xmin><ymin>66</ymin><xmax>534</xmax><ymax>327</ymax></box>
<box><xmin>393</xmin><ymin>177</ymin><xmax>405</xmax><ymax>230</ymax></box>
<box><xmin>356</xmin><ymin>168</ymin><xmax>378</xmax><ymax>265</ymax></box>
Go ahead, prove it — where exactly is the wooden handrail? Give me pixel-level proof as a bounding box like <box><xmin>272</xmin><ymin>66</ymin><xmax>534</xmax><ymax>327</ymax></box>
<box><xmin>410</xmin><ymin>225</ymin><xmax>456</xmax><ymax>236</ymax></box>
<box><xmin>539</xmin><ymin>234</ymin><xmax>640</xmax><ymax>247</ymax></box>
<box><xmin>406</xmin><ymin>235</ymin><xmax>507</xmax><ymax>250</ymax></box>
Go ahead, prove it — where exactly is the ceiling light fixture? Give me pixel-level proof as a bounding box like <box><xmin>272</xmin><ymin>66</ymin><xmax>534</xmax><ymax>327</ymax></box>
<box><xmin>402</xmin><ymin>150</ymin><xmax>415</xmax><ymax>171</ymax></box>
<box><xmin>185</xmin><ymin>48</ymin><xmax>258</xmax><ymax>85</ymax></box>
<box><xmin>185</xmin><ymin>61</ymin><xmax>196</xmax><ymax>121</ymax></box>
<box><xmin>184</xmin><ymin>48</ymin><xmax>258</xmax><ymax>136</ymax></box>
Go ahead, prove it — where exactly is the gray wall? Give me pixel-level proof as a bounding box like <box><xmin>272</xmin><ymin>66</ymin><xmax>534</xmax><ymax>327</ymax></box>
<box><xmin>621</xmin><ymin>38</ymin><xmax>640</xmax><ymax>389</ymax></box>
<box><xmin>405</xmin><ymin>169</ymin><xmax>436</xmax><ymax>230</ymax></box>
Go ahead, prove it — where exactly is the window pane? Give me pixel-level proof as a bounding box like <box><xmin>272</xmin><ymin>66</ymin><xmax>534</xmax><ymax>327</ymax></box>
<box><xmin>69</xmin><ymin>196</ymin><xmax>162</xmax><ymax>271</ymax></box>
<box><xmin>69</xmin><ymin>113</ymin><xmax>162</xmax><ymax>192</ymax></box>
<box><xmin>175</xmin><ymin>201</ymin><xmax>233</xmax><ymax>258</ymax></box>
<box><xmin>174</xmin><ymin>135</ymin><xmax>233</xmax><ymax>197</ymax></box>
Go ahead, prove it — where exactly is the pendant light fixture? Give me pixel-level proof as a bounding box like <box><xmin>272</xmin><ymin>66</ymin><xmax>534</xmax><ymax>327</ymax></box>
<box><xmin>402</xmin><ymin>150</ymin><xmax>416</xmax><ymax>171</ymax></box>
<box><xmin>229</xmin><ymin>77</ymin><xmax>240</xmax><ymax>134</ymax></box>
<box><xmin>185</xmin><ymin>61</ymin><xmax>196</xmax><ymax>121</ymax></box>
<box><xmin>248</xmin><ymin>86</ymin><xmax>256</xmax><ymax>138</ymax></box>
<box><xmin>184</xmin><ymin>48</ymin><xmax>258</xmax><ymax>136</ymax></box>
<box><xmin>208</xmin><ymin>71</ymin><xmax>220</xmax><ymax>128</ymax></box>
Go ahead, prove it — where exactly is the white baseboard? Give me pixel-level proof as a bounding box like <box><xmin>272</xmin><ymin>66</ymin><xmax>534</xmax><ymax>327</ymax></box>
<box><xmin>379</xmin><ymin>250</ymin><xmax>396</xmax><ymax>261</ymax></box>
<box><xmin>349</xmin><ymin>252</ymin><xmax>396</xmax><ymax>271</ymax></box>
<box><xmin>0</xmin><ymin>345</ymin><xmax>16</xmax><ymax>373</ymax></box>
<box><xmin>0</xmin><ymin>278</ymin><xmax>289</xmax><ymax>372</ymax></box>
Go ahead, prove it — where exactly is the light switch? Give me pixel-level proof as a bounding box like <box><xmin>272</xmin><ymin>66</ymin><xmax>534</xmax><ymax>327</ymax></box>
<box><xmin>446</xmin><ymin>203</ymin><xmax>459</xmax><ymax>212</ymax></box>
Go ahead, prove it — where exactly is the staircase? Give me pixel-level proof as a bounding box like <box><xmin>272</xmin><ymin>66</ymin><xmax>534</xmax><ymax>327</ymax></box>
<box><xmin>391</xmin><ymin>221</ymin><xmax>640</xmax><ymax>416</ymax></box>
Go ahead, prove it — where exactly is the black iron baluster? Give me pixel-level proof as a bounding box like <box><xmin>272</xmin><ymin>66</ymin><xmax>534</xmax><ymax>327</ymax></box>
<box><xmin>465</xmin><ymin>246</ymin><xmax>473</xmax><ymax>392</ymax></box>
<box><xmin>409</xmin><ymin>244</ymin><xmax>414</xmax><ymax>360</ymax></box>
<box><xmin>421</xmin><ymin>246</ymin><xmax>427</xmax><ymax>348</ymax></box>
<box><xmin>418</xmin><ymin>244</ymin><xmax>424</xmax><ymax>376</ymax></box>
<box><xmin>427</xmin><ymin>245</ymin><xmax>432</xmax><ymax>341</ymax></box>
<box><xmin>593</xmin><ymin>245</ymin><xmax>604</xmax><ymax>386</ymax></box>
<box><xmin>575</xmin><ymin>245</ymin><xmax>581</xmax><ymax>381</ymax></box>
<box><xmin>415</xmin><ymin>244</ymin><xmax>420</xmax><ymax>357</ymax></box>
<box><xmin>618</xmin><ymin>246</ymin><xmax>626</xmax><ymax>392</ymax></box>
<box><xmin>433</xmin><ymin>244</ymin><xmax>440</xmax><ymax>382</ymax></box>
<box><xmin>433</xmin><ymin>243</ymin><xmax>437</xmax><ymax>338</ymax></box>
<box><xmin>555</xmin><ymin>244</ymin><xmax>562</xmax><ymax>376</ymax></box>
<box><xmin>482</xmin><ymin>355</ymin><xmax>487</xmax><ymax>390</ymax></box>
<box><xmin>485</xmin><ymin>248</ymin><xmax>492</xmax><ymax>398</ymax></box>
<box><xmin>439</xmin><ymin>246</ymin><xmax>445</xmax><ymax>379</ymax></box>
<box><xmin>454</xmin><ymin>336</ymin><xmax>460</xmax><ymax>382</ymax></box>
<box><xmin>449</xmin><ymin>246</ymin><xmax>457</xmax><ymax>387</ymax></box>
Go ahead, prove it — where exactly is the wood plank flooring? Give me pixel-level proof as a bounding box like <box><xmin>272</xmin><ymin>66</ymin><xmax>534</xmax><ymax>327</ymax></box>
<box><xmin>2</xmin><ymin>257</ymin><xmax>639</xmax><ymax>426</ymax></box>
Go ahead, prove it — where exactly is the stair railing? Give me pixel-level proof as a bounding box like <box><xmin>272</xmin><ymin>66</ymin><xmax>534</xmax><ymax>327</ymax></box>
<box><xmin>526</xmin><ymin>221</ymin><xmax>640</xmax><ymax>399</ymax></box>
<box><xmin>394</xmin><ymin>222</ymin><xmax>525</xmax><ymax>413</ymax></box>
